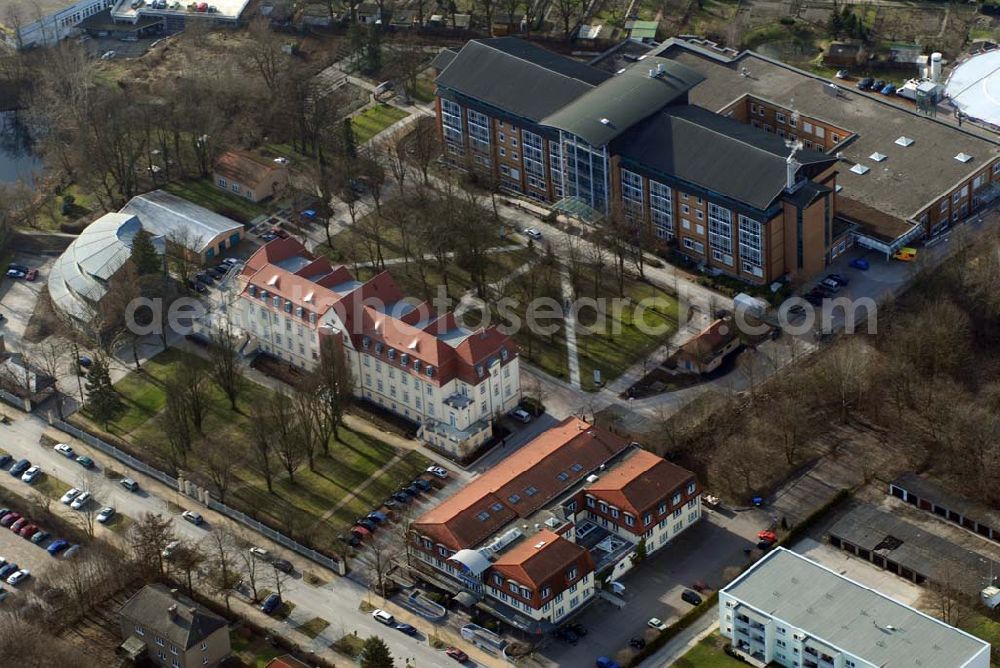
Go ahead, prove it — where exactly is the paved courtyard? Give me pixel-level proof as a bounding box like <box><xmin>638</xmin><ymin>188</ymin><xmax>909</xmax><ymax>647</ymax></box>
<box><xmin>538</xmin><ymin>504</ymin><xmax>769</xmax><ymax>667</ymax></box>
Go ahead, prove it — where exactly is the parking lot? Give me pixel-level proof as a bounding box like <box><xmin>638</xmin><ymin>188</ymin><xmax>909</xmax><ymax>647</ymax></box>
<box><xmin>539</xmin><ymin>504</ymin><xmax>769</xmax><ymax>667</ymax></box>
<box><xmin>0</xmin><ymin>252</ymin><xmax>51</xmax><ymax>347</ymax></box>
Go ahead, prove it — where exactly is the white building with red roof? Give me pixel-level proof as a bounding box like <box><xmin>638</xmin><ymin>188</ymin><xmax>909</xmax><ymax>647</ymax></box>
<box><xmin>231</xmin><ymin>238</ymin><xmax>521</xmax><ymax>456</ymax></box>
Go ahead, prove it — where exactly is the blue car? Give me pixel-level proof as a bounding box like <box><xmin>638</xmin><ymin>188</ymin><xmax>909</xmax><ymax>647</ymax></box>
<box><xmin>395</xmin><ymin>623</ymin><xmax>417</xmax><ymax>636</ymax></box>
<box><xmin>260</xmin><ymin>593</ymin><xmax>281</xmax><ymax>614</ymax></box>
<box><xmin>849</xmin><ymin>258</ymin><xmax>870</xmax><ymax>270</ymax></box>
<box><xmin>9</xmin><ymin>459</ymin><xmax>29</xmax><ymax>477</ymax></box>
<box><xmin>47</xmin><ymin>539</ymin><xmax>69</xmax><ymax>555</ymax></box>
<box><xmin>881</xmin><ymin>83</ymin><xmax>896</xmax><ymax>95</ymax></box>
<box><xmin>596</xmin><ymin>658</ymin><xmax>620</xmax><ymax>668</ymax></box>
<box><xmin>0</xmin><ymin>564</ymin><xmax>17</xmax><ymax>579</ymax></box>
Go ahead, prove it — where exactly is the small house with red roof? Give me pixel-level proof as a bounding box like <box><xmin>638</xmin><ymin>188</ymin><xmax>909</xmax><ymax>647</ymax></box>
<box><xmin>232</xmin><ymin>238</ymin><xmax>520</xmax><ymax>456</ymax></box>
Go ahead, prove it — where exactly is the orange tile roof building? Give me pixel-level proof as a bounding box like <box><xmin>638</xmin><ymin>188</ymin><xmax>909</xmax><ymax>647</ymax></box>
<box><xmin>213</xmin><ymin>150</ymin><xmax>289</xmax><ymax>203</ymax></box>
<box><xmin>230</xmin><ymin>238</ymin><xmax>520</xmax><ymax>456</ymax></box>
<box><xmin>411</xmin><ymin>418</ymin><xmax>701</xmax><ymax>631</ymax></box>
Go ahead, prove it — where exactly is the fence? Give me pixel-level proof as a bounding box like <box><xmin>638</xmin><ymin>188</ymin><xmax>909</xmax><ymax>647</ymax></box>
<box><xmin>49</xmin><ymin>418</ymin><xmax>345</xmax><ymax>575</ymax></box>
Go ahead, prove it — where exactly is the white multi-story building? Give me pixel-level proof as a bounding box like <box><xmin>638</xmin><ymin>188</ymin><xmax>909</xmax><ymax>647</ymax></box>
<box><xmin>231</xmin><ymin>238</ymin><xmax>520</xmax><ymax>457</ymax></box>
<box><xmin>6</xmin><ymin>0</ymin><xmax>115</xmax><ymax>48</ymax></box>
<box><xmin>719</xmin><ymin>548</ymin><xmax>991</xmax><ymax>668</ymax></box>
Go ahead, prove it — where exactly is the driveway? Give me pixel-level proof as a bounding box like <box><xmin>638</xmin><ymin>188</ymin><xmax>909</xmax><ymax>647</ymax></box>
<box><xmin>538</xmin><ymin>505</ymin><xmax>769</xmax><ymax>667</ymax></box>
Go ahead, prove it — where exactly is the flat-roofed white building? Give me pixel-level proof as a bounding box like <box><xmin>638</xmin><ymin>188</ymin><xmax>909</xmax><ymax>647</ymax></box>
<box><xmin>719</xmin><ymin>547</ymin><xmax>991</xmax><ymax>668</ymax></box>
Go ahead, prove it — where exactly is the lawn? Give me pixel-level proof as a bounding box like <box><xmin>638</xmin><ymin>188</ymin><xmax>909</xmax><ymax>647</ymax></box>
<box><xmin>412</xmin><ymin>77</ymin><xmax>436</xmax><ymax>104</ymax></box>
<box><xmin>297</xmin><ymin>616</ymin><xmax>331</xmax><ymax>639</ymax></box>
<box><xmin>673</xmin><ymin>633</ymin><xmax>746</xmax><ymax>668</ymax></box>
<box><xmin>231</xmin><ymin>630</ymin><xmax>285</xmax><ymax>668</ymax></box>
<box><xmin>88</xmin><ymin>347</ymin><xmax>423</xmax><ymax>556</ymax></box>
<box><xmin>164</xmin><ymin>179</ymin><xmax>268</xmax><ymax>223</ymax></box>
<box><xmin>961</xmin><ymin>612</ymin><xmax>1000</xmax><ymax>667</ymax></box>
<box><xmin>351</xmin><ymin>104</ymin><xmax>409</xmax><ymax>144</ymax></box>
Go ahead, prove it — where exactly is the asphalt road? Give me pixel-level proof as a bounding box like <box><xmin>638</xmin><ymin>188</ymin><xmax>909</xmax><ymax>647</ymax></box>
<box><xmin>0</xmin><ymin>411</ymin><xmax>496</xmax><ymax>667</ymax></box>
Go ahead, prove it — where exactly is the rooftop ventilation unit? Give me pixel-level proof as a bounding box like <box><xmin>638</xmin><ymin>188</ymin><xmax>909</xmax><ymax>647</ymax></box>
<box><xmin>850</xmin><ymin>164</ymin><xmax>870</xmax><ymax>175</ymax></box>
<box><xmin>586</xmin><ymin>474</ymin><xmax>600</xmax><ymax>483</ymax></box>
<box><xmin>599</xmin><ymin>117</ymin><xmax>611</xmax><ymax>126</ymax></box>
<box><xmin>869</xmin><ymin>152</ymin><xmax>887</xmax><ymax>162</ymax></box>
<box><xmin>955</xmin><ymin>152</ymin><xmax>973</xmax><ymax>163</ymax></box>
<box><xmin>895</xmin><ymin>136</ymin><xmax>914</xmax><ymax>147</ymax></box>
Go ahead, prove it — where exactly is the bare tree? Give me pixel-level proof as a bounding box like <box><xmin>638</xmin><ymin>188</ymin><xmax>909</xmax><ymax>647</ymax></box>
<box><xmin>408</xmin><ymin>117</ymin><xmax>439</xmax><ymax>185</ymax></box>
<box><xmin>315</xmin><ymin>333</ymin><xmax>355</xmax><ymax>447</ymax></box>
<box><xmin>202</xmin><ymin>436</ymin><xmax>239</xmax><ymax>502</ymax></box>
<box><xmin>271</xmin><ymin>387</ymin><xmax>304</xmax><ymax>483</ymax></box>
<box><xmin>270</xmin><ymin>561</ymin><xmax>292</xmax><ymax>600</ymax></box>
<box><xmin>176</xmin><ymin>354</ymin><xmax>210</xmax><ymax>434</ymax></box>
<box><xmin>207</xmin><ymin>526</ymin><xmax>239</xmax><ymax>614</ymax></box>
<box><xmin>248</xmin><ymin>410</ymin><xmax>276</xmax><ymax>492</ymax></box>
<box><xmin>171</xmin><ymin>542</ymin><xmax>207</xmax><ymax>595</ymax></box>
<box><xmin>367</xmin><ymin>536</ymin><xmax>398</xmax><ymax>599</ymax></box>
<box><xmin>237</xmin><ymin>546</ymin><xmax>265</xmax><ymax>602</ymax></box>
<box><xmin>128</xmin><ymin>512</ymin><xmax>176</xmax><ymax>577</ymax></box>
<box><xmin>208</xmin><ymin>322</ymin><xmax>244</xmax><ymax>410</ymax></box>
<box><xmin>551</xmin><ymin>0</ymin><xmax>581</xmax><ymax>37</ymax></box>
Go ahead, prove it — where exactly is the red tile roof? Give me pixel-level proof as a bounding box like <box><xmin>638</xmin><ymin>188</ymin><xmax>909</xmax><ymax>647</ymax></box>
<box><xmin>585</xmin><ymin>449</ymin><xmax>697</xmax><ymax>517</ymax></box>
<box><xmin>239</xmin><ymin>239</ymin><xmax>516</xmax><ymax>386</ymax></box>
<box><xmin>215</xmin><ymin>150</ymin><xmax>285</xmax><ymax>190</ymax></box>
<box><xmin>676</xmin><ymin>318</ymin><xmax>737</xmax><ymax>363</ymax></box>
<box><xmin>413</xmin><ymin>418</ymin><xmax>629</xmax><ymax>550</ymax></box>
<box><xmin>265</xmin><ymin>656</ymin><xmax>311</xmax><ymax>668</ymax></box>
<box><xmin>491</xmin><ymin>530</ymin><xmax>594</xmax><ymax>590</ymax></box>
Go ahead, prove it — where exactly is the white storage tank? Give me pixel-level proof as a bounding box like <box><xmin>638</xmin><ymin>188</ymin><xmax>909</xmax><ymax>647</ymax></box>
<box><xmin>930</xmin><ymin>52</ymin><xmax>943</xmax><ymax>82</ymax></box>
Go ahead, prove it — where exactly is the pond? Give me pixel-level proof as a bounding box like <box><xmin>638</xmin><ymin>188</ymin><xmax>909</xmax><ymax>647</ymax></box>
<box><xmin>0</xmin><ymin>111</ymin><xmax>42</xmax><ymax>186</ymax></box>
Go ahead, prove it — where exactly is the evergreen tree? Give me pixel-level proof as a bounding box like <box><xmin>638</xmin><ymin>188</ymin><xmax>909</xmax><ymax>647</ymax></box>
<box><xmin>828</xmin><ymin>6</ymin><xmax>844</xmax><ymax>39</ymax></box>
<box><xmin>130</xmin><ymin>230</ymin><xmax>163</xmax><ymax>276</ymax></box>
<box><xmin>85</xmin><ymin>357</ymin><xmax>122</xmax><ymax>428</ymax></box>
<box><xmin>364</xmin><ymin>23</ymin><xmax>382</xmax><ymax>75</ymax></box>
<box><xmin>359</xmin><ymin>636</ymin><xmax>394</xmax><ymax>668</ymax></box>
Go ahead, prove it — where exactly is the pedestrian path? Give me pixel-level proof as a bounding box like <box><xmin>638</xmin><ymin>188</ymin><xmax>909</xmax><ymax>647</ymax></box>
<box><xmin>308</xmin><ymin>451</ymin><xmax>405</xmax><ymax>528</ymax></box>
<box><xmin>560</xmin><ymin>265</ymin><xmax>582</xmax><ymax>389</ymax></box>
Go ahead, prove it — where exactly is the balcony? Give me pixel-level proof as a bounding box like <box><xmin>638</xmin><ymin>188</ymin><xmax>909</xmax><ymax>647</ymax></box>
<box><xmin>732</xmin><ymin>642</ymin><xmax>769</xmax><ymax>668</ymax></box>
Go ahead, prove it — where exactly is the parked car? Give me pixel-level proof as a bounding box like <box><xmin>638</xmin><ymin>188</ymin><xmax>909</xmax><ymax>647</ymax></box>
<box><xmin>681</xmin><ymin>589</ymin><xmax>703</xmax><ymax>606</ymax></box>
<box><xmin>260</xmin><ymin>593</ymin><xmax>282</xmax><ymax>614</ymax></box>
<box><xmin>629</xmin><ymin>637</ymin><xmax>646</xmax><ymax>650</ymax></box>
<box><xmin>395</xmin><ymin>623</ymin><xmax>417</xmax><ymax>636</ymax></box>
<box><xmin>9</xmin><ymin>518</ymin><xmax>27</xmax><ymax>532</ymax></box>
<box><xmin>210</xmin><ymin>265</ymin><xmax>228</xmax><ymax>277</ymax></box>
<box><xmin>21</xmin><ymin>466</ymin><xmax>41</xmax><ymax>484</ymax></box>
<box><xmin>0</xmin><ymin>564</ymin><xmax>17</xmax><ymax>579</ymax></box>
<box><xmin>508</xmin><ymin>408</ymin><xmax>532</xmax><ymax>423</ymax></box>
<box><xmin>0</xmin><ymin>513</ymin><xmax>20</xmax><ymax>528</ymax></box>
<box><xmin>372</xmin><ymin>609</ymin><xmax>395</xmax><ymax>625</ymax></box>
<box><xmin>162</xmin><ymin>540</ymin><xmax>181</xmax><ymax>559</ymax></box>
<box><xmin>872</xmin><ymin>79</ymin><xmax>885</xmax><ymax>91</ymax></box>
<box><xmin>47</xmin><ymin>540</ymin><xmax>69</xmax><ymax>556</ymax></box>
<box><xmin>76</xmin><ymin>456</ymin><xmax>95</xmax><ymax>469</ymax></box>
<box><xmin>757</xmin><ymin>538</ymin><xmax>775</xmax><ymax>550</ymax></box>
<box><xmin>249</xmin><ymin>547</ymin><xmax>270</xmax><ymax>561</ymax></box>
<box><xmin>77</xmin><ymin>355</ymin><xmax>93</xmax><ymax>368</ymax></box>
<box><xmin>222</xmin><ymin>258</ymin><xmax>240</xmax><ymax>267</ymax></box>
<box><xmin>9</xmin><ymin>459</ymin><xmax>30</xmax><ymax>477</ymax></box>
<box><xmin>881</xmin><ymin>83</ymin><xmax>897</xmax><ymax>95</ymax></box>
<box><xmin>366</xmin><ymin>511</ymin><xmax>387</xmax><ymax>524</ymax></box>
<box><xmin>195</xmin><ymin>272</ymin><xmax>214</xmax><ymax>285</ymax></box>
<box><xmin>119</xmin><ymin>478</ymin><xmax>139</xmax><ymax>492</ymax></box>
<box><xmin>758</xmin><ymin>530</ymin><xmax>777</xmax><ymax>542</ymax></box>
<box><xmin>272</xmin><ymin>559</ymin><xmax>293</xmax><ymax>574</ymax></box>
<box><xmin>819</xmin><ymin>278</ymin><xmax>841</xmax><ymax>292</ymax></box>
<box><xmin>342</xmin><ymin>533</ymin><xmax>361</xmax><ymax>547</ymax></box>
<box><xmin>355</xmin><ymin>518</ymin><xmax>378</xmax><ymax>532</ymax></box>
<box><xmin>7</xmin><ymin>264</ymin><xmax>27</xmax><ymax>274</ymax></box>
<box><xmin>826</xmin><ymin>273</ymin><xmax>850</xmax><ymax>287</ymax></box>
<box><xmin>96</xmin><ymin>506</ymin><xmax>116</xmax><ymax>524</ymax></box>
<box><xmin>5</xmin><ymin>269</ymin><xmax>25</xmax><ymax>279</ymax></box>
<box><xmin>835</xmin><ymin>69</ymin><xmax>849</xmax><ymax>79</ymax></box>
<box><xmin>19</xmin><ymin>525</ymin><xmax>39</xmax><ymax>540</ymax></box>
<box><xmin>7</xmin><ymin>569</ymin><xmax>30</xmax><ymax>587</ymax></box>
<box><xmin>273</xmin><ymin>157</ymin><xmax>290</xmax><ymax>166</ymax></box>
<box><xmin>63</xmin><ymin>544</ymin><xmax>81</xmax><ymax>558</ymax></box>
<box><xmin>60</xmin><ymin>488</ymin><xmax>82</xmax><ymax>505</ymax></box>
<box><xmin>391</xmin><ymin>491</ymin><xmax>411</xmax><ymax>504</ymax></box>
<box><xmin>188</xmin><ymin>279</ymin><xmax>207</xmax><ymax>293</ymax></box>
<box><xmin>849</xmin><ymin>258</ymin><xmax>870</xmax><ymax>271</ymax></box>
<box><xmin>405</xmin><ymin>484</ymin><xmax>423</xmax><ymax>496</ymax></box>
<box><xmin>53</xmin><ymin>443</ymin><xmax>75</xmax><ymax>458</ymax></box>
<box><xmin>856</xmin><ymin>77</ymin><xmax>874</xmax><ymax>90</ymax></box>
<box><xmin>181</xmin><ymin>510</ymin><xmax>203</xmax><ymax>526</ymax></box>
<box><xmin>445</xmin><ymin>647</ymin><xmax>468</xmax><ymax>662</ymax></box>
<box><xmin>412</xmin><ymin>478</ymin><xmax>432</xmax><ymax>492</ymax></box>
<box><xmin>426</xmin><ymin>465</ymin><xmax>448</xmax><ymax>479</ymax></box>
<box><xmin>524</xmin><ymin>228</ymin><xmax>543</xmax><ymax>241</ymax></box>
<box><xmin>260</xmin><ymin>232</ymin><xmax>278</xmax><ymax>241</ymax></box>
<box><xmin>30</xmin><ymin>530</ymin><xmax>50</xmax><ymax>544</ymax></box>
<box><xmin>0</xmin><ymin>455</ymin><xmax>10</xmax><ymax>469</ymax></box>
<box><xmin>648</xmin><ymin>617</ymin><xmax>668</xmax><ymax>631</ymax></box>
<box><xmin>70</xmin><ymin>492</ymin><xmax>92</xmax><ymax>510</ymax></box>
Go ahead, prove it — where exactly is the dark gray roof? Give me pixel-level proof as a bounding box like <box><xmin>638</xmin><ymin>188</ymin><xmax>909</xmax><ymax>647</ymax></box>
<box><xmin>430</xmin><ymin>48</ymin><xmax>458</xmax><ymax>71</ymax></box>
<box><xmin>892</xmin><ymin>472</ymin><xmax>1000</xmax><ymax>534</ymax></box>
<box><xmin>723</xmin><ymin>548</ymin><xmax>990</xmax><ymax>668</ymax></box>
<box><xmin>828</xmin><ymin>501</ymin><xmax>1000</xmax><ymax>597</ymax></box>
<box><xmin>118</xmin><ymin>584</ymin><xmax>227</xmax><ymax>650</ymax></box>
<box><xmin>435</xmin><ymin>38</ymin><xmax>610</xmax><ymax>122</ymax></box>
<box><xmin>540</xmin><ymin>58</ymin><xmax>705</xmax><ymax>147</ymax></box>
<box><xmin>613</xmin><ymin>104</ymin><xmax>836</xmax><ymax>210</ymax></box>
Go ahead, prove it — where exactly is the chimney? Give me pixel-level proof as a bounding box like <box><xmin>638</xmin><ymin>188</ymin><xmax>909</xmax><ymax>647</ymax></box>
<box><xmin>656</xmin><ymin>63</ymin><xmax>664</xmax><ymax>74</ymax></box>
<box><xmin>648</xmin><ymin>68</ymin><xmax>656</xmax><ymax>78</ymax></box>
<box><xmin>786</xmin><ymin>154</ymin><xmax>801</xmax><ymax>191</ymax></box>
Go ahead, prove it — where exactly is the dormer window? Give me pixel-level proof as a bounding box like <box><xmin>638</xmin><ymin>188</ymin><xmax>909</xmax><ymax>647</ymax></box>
<box><xmin>272</xmin><ymin>296</ymin><xmax>280</xmax><ymax>307</ymax></box>
<box><xmin>476</xmin><ymin>365</ymin><xmax>484</xmax><ymax>378</ymax></box>
<box><xmin>426</xmin><ymin>366</ymin><xmax>435</xmax><ymax>377</ymax></box>
<box><xmin>500</xmin><ymin>347</ymin><xmax>509</xmax><ymax>361</ymax></box>
<box><xmin>388</xmin><ymin>348</ymin><xmax>397</xmax><ymax>360</ymax></box>
<box><xmin>248</xmin><ymin>285</ymin><xmax>258</xmax><ymax>297</ymax></box>
<box><xmin>259</xmin><ymin>290</ymin><xmax>268</xmax><ymax>301</ymax></box>
<box><xmin>296</xmin><ymin>306</ymin><xmax>304</xmax><ymax>317</ymax></box>
<box><xmin>362</xmin><ymin>336</ymin><xmax>371</xmax><ymax>350</ymax></box>
<box><xmin>413</xmin><ymin>359</ymin><xmax>422</xmax><ymax>371</ymax></box>
<box><xmin>284</xmin><ymin>300</ymin><xmax>292</xmax><ymax>313</ymax></box>
<box><xmin>309</xmin><ymin>312</ymin><xmax>317</xmax><ymax>324</ymax></box>
<box><xmin>375</xmin><ymin>342</ymin><xmax>384</xmax><ymax>354</ymax></box>
<box><xmin>400</xmin><ymin>353</ymin><xmax>409</xmax><ymax>365</ymax></box>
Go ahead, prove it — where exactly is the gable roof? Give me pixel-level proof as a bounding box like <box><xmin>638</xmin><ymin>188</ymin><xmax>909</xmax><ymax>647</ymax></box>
<box><xmin>120</xmin><ymin>190</ymin><xmax>243</xmax><ymax>254</ymax></box>
<box><xmin>586</xmin><ymin>448</ymin><xmax>697</xmax><ymax>516</ymax></box>
<box><xmin>613</xmin><ymin>104</ymin><xmax>836</xmax><ymax>210</ymax></box>
<box><xmin>214</xmin><ymin>150</ymin><xmax>285</xmax><ymax>190</ymax></box>
<box><xmin>435</xmin><ymin>38</ymin><xmax>610</xmax><ymax>122</ymax></box>
<box><xmin>413</xmin><ymin>418</ymin><xmax>629</xmax><ymax>550</ymax></box>
<box><xmin>541</xmin><ymin>57</ymin><xmax>705</xmax><ymax>146</ymax></box>
<box><xmin>118</xmin><ymin>584</ymin><xmax>227</xmax><ymax>650</ymax></box>
<box><xmin>491</xmin><ymin>530</ymin><xmax>593</xmax><ymax>589</ymax></box>
<box><xmin>676</xmin><ymin>318</ymin><xmax>737</xmax><ymax>363</ymax></box>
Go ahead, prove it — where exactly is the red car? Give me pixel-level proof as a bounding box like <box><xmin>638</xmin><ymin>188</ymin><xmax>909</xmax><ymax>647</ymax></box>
<box><xmin>0</xmin><ymin>513</ymin><xmax>20</xmax><ymax>527</ymax></box>
<box><xmin>445</xmin><ymin>647</ymin><xmax>468</xmax><ymax>662</ymax></box>
<box><xmin>19</xmin><ymin>524</ymin><xmax>39</xmax><ymax>539</ymax></box>
<box><xmin>10</xmin><ymin>517</ymin><xmax>28</xmax><ymax>532</ymax></box>
<box><xmin>24</xmin><ymin>269</ymin><xmax>37</xmax><ymax>281</ymax></box>
<box><xmin>757</xmin><ymin>530</ymin><xmax>777</xmax><ymax>543</ymax></box>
